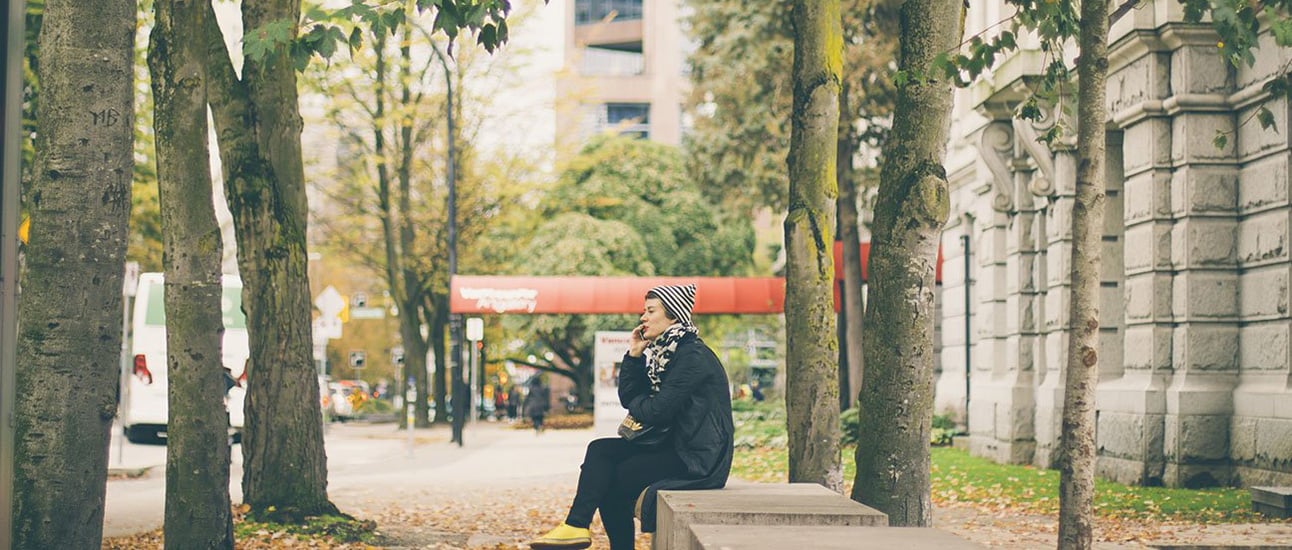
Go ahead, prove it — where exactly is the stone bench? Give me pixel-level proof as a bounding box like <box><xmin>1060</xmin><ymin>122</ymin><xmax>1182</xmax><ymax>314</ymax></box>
<box><xmin>652</xmin><ymin>482</ymin><xmax>888</xmax><ymax>550</ymax></box>
<box><xmin>689</xmin><ymin>524</ymin><xmax>986</xmax><ymax>549</ymax></box>
<box><xmin>1252</xmin><ymin>486</ymin><xmax>1292</xmax><ymax>519</ymax></box>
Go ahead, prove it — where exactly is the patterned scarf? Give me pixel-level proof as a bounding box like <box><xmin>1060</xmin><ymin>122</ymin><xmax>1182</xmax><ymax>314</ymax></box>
<box><xmin>645</xmin><ymin>323</ymin><xmax>699</xmax><ymax>393</ymax></box>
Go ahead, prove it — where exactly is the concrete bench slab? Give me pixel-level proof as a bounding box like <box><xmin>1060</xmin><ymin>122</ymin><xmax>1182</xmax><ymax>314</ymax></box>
<box><xmin>689</xmin><ymin>524</ymin><xmax>987</xmax><ymax>550</ymax></box>
<box><xmin>653</xmin><ymin>482</ymin><xmax>887</xmax><ymax>550</ymax></box>
<box><xmin>1251</xmin><ymin>486</ymin><xmax>1292</xmax><ymax>519</ymax></box>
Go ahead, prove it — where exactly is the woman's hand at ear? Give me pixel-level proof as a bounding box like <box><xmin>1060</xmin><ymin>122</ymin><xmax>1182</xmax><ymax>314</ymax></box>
<box><xmin>628</xmin><ymin>324</ymin><xmax>649</xmax><ymax>357</ymax></box>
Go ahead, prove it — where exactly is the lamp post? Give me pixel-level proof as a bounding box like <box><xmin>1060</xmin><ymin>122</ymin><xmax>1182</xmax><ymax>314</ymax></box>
<box><xmin>1</xmin><ymin>1</ymin><xmax>25</xmax><ymax>546</ymax></box>
<box><xmin>433</xmin><ymin>44</ymin><xmax>466</xmax><ymax>447</ymax></box>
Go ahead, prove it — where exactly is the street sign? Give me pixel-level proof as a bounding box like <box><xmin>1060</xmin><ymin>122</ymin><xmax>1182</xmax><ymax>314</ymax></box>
<box><xmin>315</xmin><ymin>286</ymin><xmax>345</xmax><ymax>317</ymax></box>
<box><xmin>314</xmin><ymin>316</ymin><xmax>342</xmax><ymax>340</ymax></box>
<box><xmin>348</xmin><ymin>350</ymin><xmax>366</xmax><ymax>369</ymax></box>
<box><xmin>349</xmin><ymin>307</ymin><xmax>386</xmax><ymax>320</ymax></box>
<box><xmin>465</xmin><ymin>317</ymin><xmax>484</xmax><ymax>341</ymax></box>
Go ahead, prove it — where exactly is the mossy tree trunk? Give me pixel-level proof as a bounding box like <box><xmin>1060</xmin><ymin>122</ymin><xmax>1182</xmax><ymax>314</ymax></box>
<box><xmin>13</xmin><ymin>0</ymin><xmax>133</xmax><ymax>546</ymax></box>
<box><xmin>204</xmin><ymin>0</ymin><xmax>336</xmax><ymax>521</ymax></box>
<box><xmin>1058</xmin><ymin>0</ymin><xmax>1109</xmax><ymax>547</ymax></box>
<box><xmin>851</xmin><ymin>0</ymin><xmax>962</xmax><ymax>526</ymax></box>
<box><xmin>148</xmin><ymin>0</ymin><xmax>234</xmax><ymax>546</ymax></box>
<box><xmin>784</xmin><ymin>0</ymin><xmax>843</xmax><ymax>492</ymax></box>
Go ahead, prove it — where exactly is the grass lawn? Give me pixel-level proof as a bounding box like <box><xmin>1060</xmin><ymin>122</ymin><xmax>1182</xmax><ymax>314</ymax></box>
<box><xmin>729</xmin><ymin>400</ymin><xmax>1269</xmax><ymax>524</ymax></box>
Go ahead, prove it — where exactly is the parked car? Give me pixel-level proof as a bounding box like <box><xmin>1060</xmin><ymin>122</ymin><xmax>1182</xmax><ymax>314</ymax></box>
<box><xmin>327</xmin><ymin>380</ymin><xmax>370</xmax><ymax>421</ymax></box>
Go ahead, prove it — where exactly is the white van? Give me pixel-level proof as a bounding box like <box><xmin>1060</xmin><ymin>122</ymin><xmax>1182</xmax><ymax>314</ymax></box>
<box><xmin>119</xmin><ymin>272</ymin><xmax>249</xmax><ymax>443</ymax></box>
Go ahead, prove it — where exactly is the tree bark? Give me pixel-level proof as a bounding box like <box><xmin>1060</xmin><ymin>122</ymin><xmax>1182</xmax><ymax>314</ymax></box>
<box><xmin>204</xmin><ymin>0</ymin><xmax>336</xmax><ymax>521</ymax></box>
<box><xmin>851</xmin><ymin>0</ymin><xmax>962</xmax><ymax>526</ymax></box>
<box><xmin>428</xmin><ymin>295</ymin><xmax>449</xmax><ymax>423</ymax></box>
<box><xmin>149</xmin><ymin>1</ymin><xmax>234</xmax><ymax>546</ymax></box>
<box><xmin>14</xmin><ymin>0</ymin><xmax>133</xmax><ymax>546</ymax></box>
<box><xmin>397</xmin><ymin>20</ymin><xmax>431</xmax><ymax>428</ymax></box>
<box><xmin>784</xmin><ymin>0</ymin><xmax>842</xmax><ymax>492</ymax></box>
<box><xmin>1058</xmin><ymin>0</ymin><xmax>1109</xmax><ymax>547</ymax></box>
<box><xmin>837</xmin><ymin>80</ymin><xmax>864</xmax><ymax>412</ymax></box>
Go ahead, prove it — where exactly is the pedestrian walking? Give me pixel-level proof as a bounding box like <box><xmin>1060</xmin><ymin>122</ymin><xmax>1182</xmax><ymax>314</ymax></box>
<box><xmin>523</xmin><ymin>375</ymin><xmax>550</xmax><ymax>433</ymax></box>
<box><xmin>507</xmin><ymin>384</ymin><xmax>521</xmax><ymax>421</ymax></box>
<box><xmin>529</xmin><ymin>284</ymin><xmax>734</xmax><ymax>550</ymax></box>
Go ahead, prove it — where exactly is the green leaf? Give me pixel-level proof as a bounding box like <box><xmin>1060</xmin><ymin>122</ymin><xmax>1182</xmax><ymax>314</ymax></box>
<box><xmin>1257</xmin><ymin>106</ymin><xmax>1278</xmax><ymax>132</ymax></box>
<box><xmin>382</xmin><ymin>10</ymin><xmax>403</xmax><ymax>36</ymax></box>
<box><xmin>1213</xmin><ymin>130</ymin><xmax>1228</xmax><ymax>150</ymax></box>
<box><xmin>1262</xmin><ymin>76</ymin><xmax>1289</xmax><ymax>98</ymax></box>
<box><xmin>478</xmin><ymin>23</ymin><xmax>498</xmax><ymax>53</ymax></box>
<box><xmin>316</xmin><ymin>29</ymin><xmax>338</xmax><ymax>59</ymax></box>
<box><xmin>893</xmin><ymin>70</ymin><xmax>909</xmax><ymax>88</ymax></box>
<box><xmin>999</xmin><ymin>31</ymin><xmax>1016</xmax><ymax>50</ymax></box>
<box><xmin>1018</xmin><ymin>98</ymin><xmax>1041</xmax><ymax>121</ymax></box>
<box><xmin>348</xmin><ymin>26</ymin><xmax>364</xmax><ymax>53</ymax></box>
<box><xmin>290</xmin><ymin>41</ymin><xmax>312</xmax><ymax>72</ymax></box>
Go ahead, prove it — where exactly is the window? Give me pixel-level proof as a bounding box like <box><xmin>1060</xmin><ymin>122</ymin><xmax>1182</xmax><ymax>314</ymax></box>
<box><xmin>606</xmin><ymin>103</ymin><xmax>650</xmax><ymax>139</ymax></box>
<box><xmin>579</xmin><ymin>47</ymin><xmax>644</xmax><ymax>76</ymax></box>
<box><xmin>574</xmin><ymin>0</ymin><xmax>643</xmax><ymax>25</ymax></box>
<box><xmin>581</xmin><ymin>103</ymin><xmax>650</xmax><ymax>140</ymax></box>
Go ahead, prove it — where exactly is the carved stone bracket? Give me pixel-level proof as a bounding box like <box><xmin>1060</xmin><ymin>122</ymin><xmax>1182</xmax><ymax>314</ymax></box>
<box><xmin>1013</xmin><ymin>103</ymin><xmax>1074</xmax><ymax>198</ymax></box>
<box><xmin>978</xmin><ymin>121</ymin><xmax>1015</xmax><ymax>212</ymax></box>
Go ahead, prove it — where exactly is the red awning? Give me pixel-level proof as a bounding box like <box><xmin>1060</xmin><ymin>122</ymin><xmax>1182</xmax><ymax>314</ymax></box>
<box><xmin>450</xmin><ymin>244</ymin><xmax>943</xmax><ymax>315</ymax></box>
<box><xmin>451</xmin><ymin>276</ymin><xmax>786</xmax><ymax>315</ymax></box>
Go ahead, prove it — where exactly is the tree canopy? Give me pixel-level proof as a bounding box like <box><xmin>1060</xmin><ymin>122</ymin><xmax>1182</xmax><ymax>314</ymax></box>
<box><xmin>502</xmin><ymin>135</ymin><xmax>754</xmax><ymax>400</ymax></box>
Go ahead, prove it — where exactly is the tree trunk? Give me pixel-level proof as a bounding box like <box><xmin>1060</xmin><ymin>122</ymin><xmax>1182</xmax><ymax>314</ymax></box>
<box><xmin>427</xmin><ymin>295</ymin><xmax>449</xmax><ymax>423</ymax></box>
<box><xmin>1058</xmin><ymin>0</ymin><xmax>1109</xmax><ymax>547</ymax></box>
<box><xmin>837</xmin><ymin>80</ymin><xmax>865</xmax><ymax>412</ymax></box>
<box><xmin>149</xmin><ymin>0</ymin><xmax>234</xmax><ymax>546</ymax></box>
<box><xmin>851</xmin><ymin>0</ymin><xmax>962</xmax><ymax>526</ymax></box>
<box><xmin>784</xmin><ymin>0</ymin><xmax>842</xmax><ymax>492</ymax></box>
<box><xmin>397</xmin><ymin>21</ymin><xmax>431</xmax><ymax>428</ymax></box>
<box><xmin>13</xmin><ymin>0</ymin><xmax>133</xmax><ymax>546</ymax></box>
<box><xmin>204</xmin><ymin>0</ymin><xmax>336</xmax><ymax>521</ymax></box>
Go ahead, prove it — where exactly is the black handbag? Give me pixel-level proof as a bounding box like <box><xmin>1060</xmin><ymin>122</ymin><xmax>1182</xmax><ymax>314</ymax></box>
<box><xmin>618</xmin><ymin>413</ymin><xmax>672</xmax><ymax>447</ymax></box>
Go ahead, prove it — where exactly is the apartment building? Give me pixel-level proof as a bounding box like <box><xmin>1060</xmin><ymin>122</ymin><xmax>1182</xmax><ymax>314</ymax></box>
<box><xmin>555</xmin><ymin>0</ymin><xmax>689</xmax><ymax>149</ymax></box>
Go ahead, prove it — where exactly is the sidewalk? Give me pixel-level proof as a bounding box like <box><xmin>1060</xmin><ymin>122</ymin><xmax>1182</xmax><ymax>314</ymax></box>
<box><xmin>105</xmin><ymin>422</ymin><xmax>1292</xmax><ymax>548</ymax></box>
<box><xmin>103</xmin><ymin>419</ymin><xmax>597</xmax><ymax>543</ymax></box>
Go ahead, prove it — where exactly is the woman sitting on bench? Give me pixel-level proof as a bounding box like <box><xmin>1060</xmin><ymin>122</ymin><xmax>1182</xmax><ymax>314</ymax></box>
<box><xmin>530</xmin><ymin>284</ymin><xmax>735</xmax><ymax>550</ymax></box>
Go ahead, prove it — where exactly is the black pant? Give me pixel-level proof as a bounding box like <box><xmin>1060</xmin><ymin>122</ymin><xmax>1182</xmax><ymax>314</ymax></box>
<box><xmin>565</xmin><ymin>438</ymin><xmax>686</xmax><ymax>550</ymax></box>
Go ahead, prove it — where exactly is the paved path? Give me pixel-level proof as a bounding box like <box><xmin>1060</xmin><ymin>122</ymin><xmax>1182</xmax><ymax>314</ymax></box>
<box><xmin>104</xmin><ymin>420</ymin><xmax>593</xmax><ymax>540</ymax></box>
<box><xmin>105</xmin><ymin>422</ymin><xmax>1292</xmax><ymax>549</ymax></box>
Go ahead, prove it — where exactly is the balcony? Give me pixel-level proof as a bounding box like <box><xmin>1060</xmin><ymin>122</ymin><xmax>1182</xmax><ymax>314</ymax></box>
<box><xmin>578</xmin><ymin>46</ymin><xmax>644</xmax><ymax>77</ymax></box>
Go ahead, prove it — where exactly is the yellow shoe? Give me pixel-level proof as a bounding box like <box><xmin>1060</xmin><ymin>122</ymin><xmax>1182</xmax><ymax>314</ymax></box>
<box><xmin>530</xmin><ymin>522</ymin><xmax>592</xmax><ymax>549</ymax></box>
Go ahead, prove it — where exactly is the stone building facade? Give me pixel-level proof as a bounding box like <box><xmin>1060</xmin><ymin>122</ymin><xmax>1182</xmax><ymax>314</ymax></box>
<box><xmin>934</xmin><ymin>1</ymin><xmax>1292</xmax><ymax>488</ymax></box>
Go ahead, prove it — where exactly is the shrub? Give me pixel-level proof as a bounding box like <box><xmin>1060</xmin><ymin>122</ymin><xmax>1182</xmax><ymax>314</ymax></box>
<box><xmin>355</xmin><ymin>398</ymin><xmax>394</xmax><ymax>415</ymax></box>
<box><xmin>840</xmin><ymin>407</ymin><xmax>860</xmax><ymax>446</ymax></box>
<box><xmin>931</xmin><ymin>413</ymin><xmax>957</xmax><ymax>431</ymax></box>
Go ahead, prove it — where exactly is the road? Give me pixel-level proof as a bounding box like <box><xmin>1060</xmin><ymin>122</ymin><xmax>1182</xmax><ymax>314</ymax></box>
<box><xmin>103</xmin><ymin>420</ymin><xmax>599</xmax><ymax>538</ymax></box>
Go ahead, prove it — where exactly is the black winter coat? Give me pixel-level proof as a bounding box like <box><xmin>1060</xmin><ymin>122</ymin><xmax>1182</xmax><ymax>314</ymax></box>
<box><xmin>618</xmin><ymin>331</ymin><xmax>734</xmax><ymax>532</ymax></box>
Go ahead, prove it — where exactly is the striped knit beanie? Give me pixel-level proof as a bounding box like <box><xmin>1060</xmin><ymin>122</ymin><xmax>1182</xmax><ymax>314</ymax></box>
<box><xmin>648</xmin><ymin>283</ymin><xmax>697</xmax><ymax>327</ymax></box>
